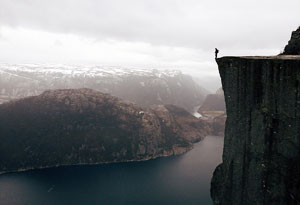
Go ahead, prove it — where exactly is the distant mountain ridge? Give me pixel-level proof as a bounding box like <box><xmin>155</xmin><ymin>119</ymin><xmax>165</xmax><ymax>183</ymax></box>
<box><xmin>198</xmin><ymin>88</ymin><xmax>225</xmax><ymax>114</ymax></box>
<box><xmin>0</xmin><ymin>88</ymin><xmax>210</xmax><ymax>174</ymax></box>
<box><xmin>198</xmin><ymin>88</ymin><xmax>226</xmax><ymax>136</ymax></box>
<box><xmin>0</xmin><ymin>64</ymin><xmax>208</xmax><ymax>113</ymax></box>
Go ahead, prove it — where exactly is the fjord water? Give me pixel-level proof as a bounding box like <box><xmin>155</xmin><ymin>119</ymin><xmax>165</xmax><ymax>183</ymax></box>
<box><xmin>0</xmin><ymin>136</ymin><xmax>223</xmax><ymax>205</ymax></box>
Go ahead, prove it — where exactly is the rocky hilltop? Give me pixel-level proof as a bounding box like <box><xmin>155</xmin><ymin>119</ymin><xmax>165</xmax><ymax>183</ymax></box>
<box><xmin>211</xmin><ymin>55</ymin><xmax>300</xmax><ymax>204</ymax></box>
<box><xmin>198</xmin><ymin>87</ymin><xmax>225</xmax><ymax>116</ymax></box>
<box><xmin>198</xmin><ymin>88</ymin><xmax>226</xmax><ymax>136</ymax></box>
<box><xmin>0</xmin><ymin>65</ymin><xmax>207</xmax><ymax>113</ymax></box>
<box><xmin>283</xmin><ymin>26</ymin><xmax>300</xmax><ymax>55</ymax></box>
<box><xmin>0</xmin><ymin>88</ymin><xmax>209</xmax><ymax>174</ymax></box>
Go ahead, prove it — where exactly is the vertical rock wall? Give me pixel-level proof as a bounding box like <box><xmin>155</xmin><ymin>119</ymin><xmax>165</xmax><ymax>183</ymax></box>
<box><xmin>211</xmin><ymin>56</ymin><xmax>300</xmax><ymax>204</ymax></box>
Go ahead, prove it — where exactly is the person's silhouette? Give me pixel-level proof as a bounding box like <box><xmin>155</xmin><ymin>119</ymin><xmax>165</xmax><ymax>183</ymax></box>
<box><xmin>215</xmin><ymin>48</ymin><xmax>219</xmax><ymax>58</ymax></box>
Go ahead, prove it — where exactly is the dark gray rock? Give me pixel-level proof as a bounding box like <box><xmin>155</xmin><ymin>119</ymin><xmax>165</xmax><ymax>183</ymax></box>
<box><xmin>283</xmin><ymin>26</ymin><xmax>300</xmax><ymax>55</ymax></box>
<box><xmin>211</xmin><ymin>56</ymin><xmax>300</xmax><ymax>204</ymax></box>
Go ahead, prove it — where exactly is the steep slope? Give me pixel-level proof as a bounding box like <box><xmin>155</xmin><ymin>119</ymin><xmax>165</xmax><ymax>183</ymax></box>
<box><xmin>210</xmin><ymin>114</ymin><xmax>226</xmax><ymax>136</ymax></box>
<box><xmin>158</xmin><ymin>104</ymin><xmax>211</xmax><ymax>143</ymax></box>
<box><xmin>0</xmin><ymin>88</ymin><xmax>209</xmax><ymax>174</ymax></box>
<box><xmin>0</xmin><ymin>65</ymin><xmax>207</xmax><ymax>113</ymax></box>
<box><xmin>283</xmin><ymin>26</ymin><xmax>300</xmax><ymax>55</ymax></box>
<box><xmin>199</xmin><ymin>88</ymin><xmax>225</xmax><ymax>117</ymax></box>
<box><xmin>198</xmin><ymin>88</ymin><xmax>226</xmax><ymax>136</ymax></box>
<box><xmin>211</xmin><ymin>55</ymin><xmax>300</xmax><ymax>204</ymax></box>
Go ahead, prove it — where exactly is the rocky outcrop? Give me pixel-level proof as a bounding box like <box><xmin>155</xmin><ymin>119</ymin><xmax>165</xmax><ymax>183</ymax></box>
<box><xmin>283</xmin><ymin>26</ymin><xmax>300</xmax><ymax>55</ymax></box>
<box><xmin>0</xmin><ymin>88</ymin><xmax>209</xmax><ymax>174</ymax></box>
<box><xmin>211</xmin><ymin>56</ymin><xmax>300</xmax><ymax>204</ymax></box>
<box><xmin>199</xmin><ymin>88</ymin><xmax>225</xmax><ymax>118</ymax></box>
<box><xmin>209</xmin><ymin>114</ymin><xmax>226</xmax><ymax>136</ymax></box>
<box><xmin>198</xmin><ymin>88</ymin><xmax>226</xmax><ymax>136</ymax></box>
<box><xmin>156</xmin><ymin>104</ymin><xmax>211</xmax><ymax>143</ymax></box>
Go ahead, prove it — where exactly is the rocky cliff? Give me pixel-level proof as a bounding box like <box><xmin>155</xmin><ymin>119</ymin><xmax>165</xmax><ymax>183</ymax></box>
<box><xmin>283</xmin><ymin>26</ymin><xmax>300</xmax><ymax>55</ymax></box>
<box><xmin>198</xmin><ymin>88</ymin><xmax>226</xmax><ymax>136</ymax></box>
<box><xmin>211</xmin><ymin>55</ymin><xmax>300</xmax><ymax>204</ymax></box>
<box><xmin>0</xmin><ymin>88</ymin><xmax>209</xmax><ymax>174</ymax></box>
<box><xmin>199</xmin><ymin>88</ymin><xmax>225</xmax><ymax>115</ymax></box>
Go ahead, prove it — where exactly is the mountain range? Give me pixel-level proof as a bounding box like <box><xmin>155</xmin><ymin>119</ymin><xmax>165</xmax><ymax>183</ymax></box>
<box><xmin>0</xmin><ymin>64</ymin><xmax>208</xmax><ymax>113</ymax></box>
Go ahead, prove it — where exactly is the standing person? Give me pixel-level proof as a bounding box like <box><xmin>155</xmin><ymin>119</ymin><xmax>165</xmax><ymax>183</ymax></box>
<box><xmin>215</xmin><ymin>48</ymin><xmax>219</xmax><ymax>59</ymax></box>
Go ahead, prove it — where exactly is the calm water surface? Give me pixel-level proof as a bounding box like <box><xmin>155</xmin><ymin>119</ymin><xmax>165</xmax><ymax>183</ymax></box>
<box><xmin>0</xmin><ymin>136</ymin><xmax>223</xmax><ymax>205</ymax></box>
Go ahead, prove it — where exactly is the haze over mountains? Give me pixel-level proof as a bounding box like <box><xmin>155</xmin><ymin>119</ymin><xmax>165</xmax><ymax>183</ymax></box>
<box><xmin>1</xmin><ymin>0</ymin><xmax>300</xmax><ymax>204</ymax></box>
<box><xmin>0</xmin><ymin>64</ymin><xmax>210</xmax><ymax>113</ymax></box>
<box><xmin>0</xmin><ymin>63</ymin><xmax>224</xmax><ymax>174</ymax></box>
<box><xmin>198</xmin><ymin>88</ymin><xmax>226</xmax><ymax>136</ymax></box>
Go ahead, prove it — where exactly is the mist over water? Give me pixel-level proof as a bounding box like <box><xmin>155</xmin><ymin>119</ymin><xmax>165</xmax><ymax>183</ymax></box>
<box><xmin>0</xmin><ymin>136</ymin><xmax>223</xmax><ymax>205</ymax></box>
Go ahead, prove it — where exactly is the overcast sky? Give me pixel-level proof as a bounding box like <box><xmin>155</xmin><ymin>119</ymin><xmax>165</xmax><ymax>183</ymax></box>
<box><xmin>0</xmin><ymin>0</ymin><xmax>300</xmax><ymax>76</ymax></box>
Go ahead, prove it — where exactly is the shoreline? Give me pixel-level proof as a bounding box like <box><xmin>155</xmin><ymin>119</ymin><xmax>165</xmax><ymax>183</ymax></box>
<box><xmin>0</xmin><ymin>144</ymin><xmax>194</xmax><ymax>176</ymax></box>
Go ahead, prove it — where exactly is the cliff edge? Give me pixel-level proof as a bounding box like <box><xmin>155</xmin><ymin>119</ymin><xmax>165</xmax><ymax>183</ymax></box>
<box><xmin>211</xmin><ymin>55</ymin><xmax>300</xmax><ymax>204</ymax></box>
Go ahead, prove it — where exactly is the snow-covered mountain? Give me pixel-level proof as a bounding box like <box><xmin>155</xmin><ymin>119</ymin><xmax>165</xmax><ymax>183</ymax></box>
<box><xmin>0</xmin><ymin>63</ymin><xmax>208</xmax><ymax>112</ymax></box>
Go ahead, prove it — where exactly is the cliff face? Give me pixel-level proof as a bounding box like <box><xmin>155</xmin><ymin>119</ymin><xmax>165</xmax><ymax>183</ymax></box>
<box><xmin>0</xmin><ymin>88</ymin><xmax>209</xmax><ymax>174</ymax></box>
<box><xmin>211</xmin><ymin>56</ymin><xmax>300</xmax><ymax>204</ymax></box>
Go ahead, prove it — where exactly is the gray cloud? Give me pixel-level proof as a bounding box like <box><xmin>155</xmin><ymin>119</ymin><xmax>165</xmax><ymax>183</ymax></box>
<box><xmin>0</xmin><ymin>0</ymin><xmax>299</xmax><ymax>51</ymax></box>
